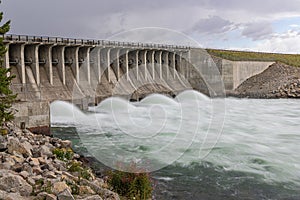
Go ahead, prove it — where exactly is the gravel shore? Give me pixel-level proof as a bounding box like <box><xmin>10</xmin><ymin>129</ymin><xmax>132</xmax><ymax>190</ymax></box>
<box><xmin>0</xmin><ymin>122</ymin><xmax>120</xmax><ymax>200</ymax></box>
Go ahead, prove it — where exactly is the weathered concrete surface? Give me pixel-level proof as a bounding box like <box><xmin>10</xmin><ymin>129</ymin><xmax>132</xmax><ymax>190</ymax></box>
<box><xmin>12</xmin><ymin>101</ymin><xmax>50</xmax><ymax>134</ymax></box>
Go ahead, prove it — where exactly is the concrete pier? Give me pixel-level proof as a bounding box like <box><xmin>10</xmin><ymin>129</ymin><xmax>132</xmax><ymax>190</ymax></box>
<box><xmin>52</xmin><ymin>45</ymin><xmax>65</xmax><ymax>85</ymax></box>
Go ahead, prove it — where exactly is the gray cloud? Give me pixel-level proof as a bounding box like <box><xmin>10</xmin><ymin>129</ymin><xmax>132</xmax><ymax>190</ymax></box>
<box><xmin>4</xmin><ymin>0</ymin><xmax>300</xmax><ymax>38</ymax></box>
<box><xmin>2</xmin><ymin>0</ymin><xmax>202</xmax><ymax>38</ymax></box>
<box><xmin>190</xmin><ymin>16</ymin><xmax>236</xmax><ymax>35</ymax></box>
<box><xmin>205</xmin><ymin>0</ymin><xmax>300</xmax><ymax>14</ymax></box>
<box><xmin>242</xmin><ymin>22</ymin><xmax>273</xmax><ymax>40</ymax></box>
<box><xmin>2</xmin><ymin>0</ymin><xmax>300</xmax><ymax>51</ymax></box>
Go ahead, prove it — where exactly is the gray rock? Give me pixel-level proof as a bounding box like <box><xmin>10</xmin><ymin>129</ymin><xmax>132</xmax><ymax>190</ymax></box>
<box><xmin>60</xmin><ymin>140</ymin><xmax>72</xmax><ymax>148</ymax></box>
<box><xmin>0</xmin><ymin>169</ymin><xmax>17</xmax><ymax>177</ymax></box>
<box><xmin>73</xmin><ymin>153</ymin><xmax>80</xmax><ymax>159</ymax></box>
<box><xmin>44</xmin><ymin>171</ymin><xmax>57</xmax><ymax>179</ymax></box>
<box><xmin>7</xmin><ymin>137</ymin><xmax>33</xmax><ymax>157</ymax></box>
<box><xmin>81</xmin><ymin>195</ymin><xmax>103</xmax><ymax>200</ymax></box>
<box><xmin>32</xmin><ymin>146</ymin><xmax>42</xmax><ymax>158</ymax></box>
<box><xmin>57</xmin><ymin>189</ymin><xmax>75</xmax><ymax>200</ymax></box>
<box><xmin>79</xmin><ymin>185</ymin><xmax>96</xmax><ymax>195</ymax></box>
<box><xmin>20</xmin><ymin>171</ymin><xmax>30</xmax><ymax>179</ymax></box>
<box><xmin>0</xmin><ymin>162</ymin><xmax>12</xmax><ymax>170</ymax></box>
<box><xmin>4</xmin><ymin>156</ymin><xmax>15</xmax><ymax>166</ymax></box>
<box><xmin>23</xmin><ymin>163</ymin><xmax>34</xmax><ymax>175</ymax></box>
<box><xmin>32</xmin><ymin>166</ymin><xmax>43</xmax><ymax>175</ymax></box>
<box><xmin>0</xmin><ymin>173</ymin><xmax>32</xmax><ymax>196</ymax></box>
<box><xmin>0</xmin><ymin>190</ymin><xmax>29</xmax><ymax>200</ymax></box>
<box><xmin>43</xmin><ymin>163</ymin><xmax>55</xmax><ymax>171</ymax></box>
<box><xmin>37</xmin><ymin>192</ymin><xmax>57</xmax><ymax>200</ymax></box>
<box><xmin>11</xmin><ymin>163</ymin><xmax>23</xmax><ymax>173</ymax></box>
<box><xmin>27</xmin><ymin>177</ymin><xmax>35</xmax><ymax>185</ymax></box>
<box><xmin>53</xmin><ymin>159</ymin><xmax>67</xmax><ymax>171</ymax></box>
<box><xmin>38</xmin><ymin>157</ymin><xmax>47</xmax><ymax>165</ymax></box>
<box><xmin>30</xmin><ymin>157</ymin><xmax>40</xmax><ymax>166</ymax></box>
<box><xmin>32</xmin><ymin>175</ymin><xmax>43</xmax><ymax>181</ymax></box>
<box><xmin>81</xmin><ymin>179</ymin><xmax>120</xmax><ymax>200</ymax></box>
<box><xmin>52</xmin><ymin>181</ymin><xmax>71</xmax><ymax>195</ymax></box>
<box><xmin>11</xmin><ymin>152</ymin><xmax>25</xmax><ymax>163</ymax></box>
<box><xmin>40</xmin><ymin>145</ymin><xmax>53</xmax><ymax>157</ymax></box>
<box><xmin>0</xmin><ymin>135</ymin><xmax>7</xmax><ymax>151</ymax></box>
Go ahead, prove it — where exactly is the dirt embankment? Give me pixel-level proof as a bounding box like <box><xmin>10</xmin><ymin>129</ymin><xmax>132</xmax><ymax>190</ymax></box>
<box><xmin>229</xmin><ymin>62</ymin><xmax>300</xmax><ymax>98</ymax></box>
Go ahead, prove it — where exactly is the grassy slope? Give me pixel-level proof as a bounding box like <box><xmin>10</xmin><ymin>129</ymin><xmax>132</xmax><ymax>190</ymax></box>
<box><xmin>206</xmin><ymin>49</ymin><xmax>300</xmax><ymax>67</ymax></box>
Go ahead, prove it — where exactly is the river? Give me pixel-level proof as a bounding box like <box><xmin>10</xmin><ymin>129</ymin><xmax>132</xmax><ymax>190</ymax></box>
<box><xmin>50</xmin><ymin>90</ymin><xmax>300</xmax><ymax>199</ymax></box>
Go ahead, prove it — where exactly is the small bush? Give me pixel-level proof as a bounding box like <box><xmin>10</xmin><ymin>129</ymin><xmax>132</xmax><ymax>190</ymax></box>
<box><xmin>53</xmin><ymin>147</ymin><xmax>74</xmax><ymax>161</ymax></box>
<box><xmin>67</xmin><ymin>160</ymin><xmax>92</xmax><ymax>180</ymax></box>
<box><xmin>65</xmin><ymin>180</ymin><xmax>80</xmax><ymax>195</ymax></box>
<box><xmin>108</xmin><ymin>167</ymin><xmax>152</xmax><ymax>200</ymax></box>
<box><xmin>68</xmin><ymin>161</ymin><xmax>82</xmax><ymax>172</ymax></box>
<box><xmin>42</xmin><ymin>181</ymin><xmax>52</xmax><ymax>194</ymax></box>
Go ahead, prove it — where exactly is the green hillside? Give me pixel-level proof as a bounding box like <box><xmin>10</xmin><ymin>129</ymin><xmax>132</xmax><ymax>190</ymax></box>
<box><xmin>206</xmin><ymin>49</ymin><xmax>300</xmax><ymax>67</ymax></box>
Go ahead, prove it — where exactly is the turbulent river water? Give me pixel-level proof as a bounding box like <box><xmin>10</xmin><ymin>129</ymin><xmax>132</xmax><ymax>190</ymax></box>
<box><xmin>50</xmin><ymin>90</ymin><xmax>300</xmax><ymax>200</ymax></box>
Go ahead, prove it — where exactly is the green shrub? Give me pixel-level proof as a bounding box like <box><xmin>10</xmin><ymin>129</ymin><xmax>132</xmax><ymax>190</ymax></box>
<box><xmin>108</xmin><ymin>169</ymin><xmax>152</xmax><ymax>200</ymax></box>
<box><xmin>42</xmin><ymin>181</ymin><xmax>52</xmax><ymax>194</ymax></box>
<box><xmin>68</xmin><ymin>161</ymin><xmax>82</xmax><ymax>172</ymax></box>
<box><xmin>65</xmin><ymin>180</ymin><xmax>80</xmax><ymax>195</ymax></box>
<box><xmin>53</xmin><ymin>147</ymin><xmax>74</xmax><ymax>161</ymax></box>
<box><xmin>67</xmin><ymin>160</ymin><xmax>92</xmax><ymax>180</ymax></box>
<box><xmin>0</xmin><ymin>10</ymin><xmax>16</xmax><ymax>126</ymax></box>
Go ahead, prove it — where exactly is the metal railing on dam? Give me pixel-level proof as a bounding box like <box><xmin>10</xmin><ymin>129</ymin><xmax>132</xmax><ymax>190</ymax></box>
<box><xmin>3</xmin><ymin>34</ymin><xmax>191</xmax><ymax>51</ymax></box>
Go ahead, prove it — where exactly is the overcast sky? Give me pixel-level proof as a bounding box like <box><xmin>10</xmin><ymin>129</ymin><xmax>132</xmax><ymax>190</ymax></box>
<box><xmin>2</xmin><ymin>0</ymin><xmax>300</xmax><ymax>53</ymax></box>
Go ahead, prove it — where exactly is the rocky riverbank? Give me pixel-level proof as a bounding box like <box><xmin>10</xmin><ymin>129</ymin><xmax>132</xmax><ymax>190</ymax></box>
<box><xmin>0</xmin><ymin>122</ymin><xmax>120</xmax><ymax>200</ymax></box>
<box><xmin>229</xmin><ymin>62</ymin><xmax>300</xmax><ymax>98</ymax></box>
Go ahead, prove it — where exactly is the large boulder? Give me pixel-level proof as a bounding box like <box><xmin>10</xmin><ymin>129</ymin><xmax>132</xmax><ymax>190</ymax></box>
<box><xmin>0</xmin><ymin>135</ymin><xmax>7</xmax><ymax>151</ymax></box>
<box><xmin>57</xmin><ymin>189</ymin><xmax>75</xmax><ymax>200</ymax></box>
<box><xmin>36</xmin><ymin>192</ymin><xmax>57</xmax><ymax>200</ymax></box>
<box><xmin>61</xmin><ymin>140</ymin><xmax>72</xmax><ymax>148</ymax></box>
<box><xmin>0</xmin><ymin>190</ymin><xmax>29</xmax><ymax>200</ymax></box>
<box><xmin>0</xmin><ymin>170</ymin><xmax>32</xmax><ymax>196</ymax></box>
<box><xmin>79</xmin><ymin>185</ymin><xmax>96</xmax><ymax>195</ymax></box>
<box><xmin>40</xmin><ymin>145</ymin><xmax>53</xmax><ymax>157</ymax></box>
<box><xmin>81</xmin><ymin>195</ymin><xmax>103</xmax><ymax>200</ymax></box>
<box><xmin>52</xmin><ymin>181</ymin><xmax>71</xmax><ymax>195</ymax></box>
<box><xmin>7</xmin><ymin>137</ymin><xmax>33</xmax><ymax>157</ymax></box>
<box><xmin>81</xmin><ymin>179</ymin><xmax>120</xmax><ymax>200</ymax></box>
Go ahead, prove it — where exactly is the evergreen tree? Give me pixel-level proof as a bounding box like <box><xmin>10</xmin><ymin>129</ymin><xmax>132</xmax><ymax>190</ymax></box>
<box><xmin>0</xmin><ymin>3</ymin><xmax>16</xmax><ymax>126</ymax></box>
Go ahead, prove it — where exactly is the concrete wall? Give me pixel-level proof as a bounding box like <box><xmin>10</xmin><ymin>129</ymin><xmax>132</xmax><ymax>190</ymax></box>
<box><xmin>12</xmin><ymin>101</ymin><xmax>49</xmax><ymax>129</ymax></box>
<box><xmin>222</xmin><ymin>60</ymin><xmax>274</xmax><ymax>90</ymax></box>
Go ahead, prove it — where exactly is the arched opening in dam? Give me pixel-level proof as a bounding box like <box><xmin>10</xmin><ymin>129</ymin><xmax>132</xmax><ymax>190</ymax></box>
<box><xmin>129</xmin><ymin>83</ymin><xmax>176</xmax><ymax>101</ymax></box>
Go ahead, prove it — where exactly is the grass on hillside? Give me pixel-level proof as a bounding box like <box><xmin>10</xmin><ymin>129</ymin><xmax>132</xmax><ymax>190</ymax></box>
<box><xmin>206</xmin><ymin>49</ymin><xmax>300</xmax><ymax>67</ymax></box>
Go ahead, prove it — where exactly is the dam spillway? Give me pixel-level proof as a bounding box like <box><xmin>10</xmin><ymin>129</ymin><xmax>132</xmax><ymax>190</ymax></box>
<box><xmin>2</xmin><ymin>34</ymin><xmax>273</xmax><ymax>133</ymax></box>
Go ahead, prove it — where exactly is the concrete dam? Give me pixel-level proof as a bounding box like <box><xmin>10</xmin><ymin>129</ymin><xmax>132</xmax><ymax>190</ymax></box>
<box><xmin>2</xmin><ymin>34</ymin><xmax>273</xmax><ymax>133</ymax></box>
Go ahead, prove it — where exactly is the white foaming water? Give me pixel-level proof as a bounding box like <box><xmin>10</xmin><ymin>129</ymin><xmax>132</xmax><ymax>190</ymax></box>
<box><xmin>50</xmin><ymin>100</ymin><xmax>86</xmax><ymax>124</ymax></box>
<box><xmin>51</xmin><ymin>92</ymin><xmax>300</xmax><ymax>188</ymax></box>
<box><xmin>93</xmin><ymin>97</ymin><xmax>136</xmax><ymax>113</ymax></box>
<box><xmin>140</xmin><ymin>94</ymin><xmax>179</xmax><ymax>106</ymax></box>
<box><xmin>175</xmin><ymin>90</ymin><xmax>209</xmax><ymax>102</ymax></box>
